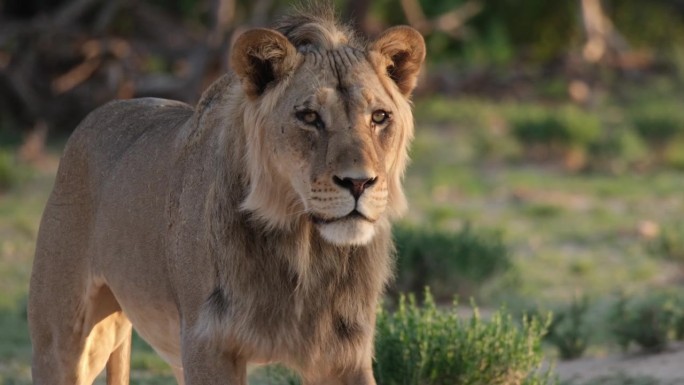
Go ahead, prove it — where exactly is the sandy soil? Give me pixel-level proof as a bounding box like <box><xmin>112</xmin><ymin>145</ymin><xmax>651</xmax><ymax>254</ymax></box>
<box><xmin>556</xmin><ymin>342</ymin><xmax>684</xmax><ymax>384</ymax></box>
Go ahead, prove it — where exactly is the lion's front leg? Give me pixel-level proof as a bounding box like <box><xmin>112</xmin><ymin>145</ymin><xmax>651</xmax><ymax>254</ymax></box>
<box><xmin>180</xmin><ymin>331</ymin><xmax>247</xmax><ymax>385</ymax></box>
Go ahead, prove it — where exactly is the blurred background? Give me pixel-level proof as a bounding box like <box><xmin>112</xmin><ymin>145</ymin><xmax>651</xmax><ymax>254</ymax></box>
<box><xmin>2</xmin><ymin>0</ymin><xmax>684</xmax><ymax>384</ymax></box>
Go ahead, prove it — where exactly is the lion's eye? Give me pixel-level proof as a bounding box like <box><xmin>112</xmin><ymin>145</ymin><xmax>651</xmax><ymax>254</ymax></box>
<box><xmin>296</xmin><ymin>110</ymin><xmax>322</xmax><ymax>127</ymax></box>
<box><xmin>371</xmin><ymin>110</ymin><xmax>390</xmax><ymax>125</ymax></box>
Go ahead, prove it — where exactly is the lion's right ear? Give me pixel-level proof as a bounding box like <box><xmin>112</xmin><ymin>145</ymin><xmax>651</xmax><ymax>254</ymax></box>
<box><xmin>231</xmin><ymin>29</ymin><xmax>298</xmax><ymax>99</ymax></box>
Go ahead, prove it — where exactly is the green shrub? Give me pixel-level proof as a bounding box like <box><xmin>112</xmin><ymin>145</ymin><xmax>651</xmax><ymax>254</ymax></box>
<box><xmin>588</xmin><ymin>128</ymin><xmax>650</xmax><ymax>173</ymax></box>
<box><xmin>413</xmin><ymin>98</ymin><xmax>494</xmax><ymax>127</ymax></box>
<box><xmin>508</xmin><ymin>105</ymin><xmax>601</xmax><ymax>150</ymax></box>
<box><xmin>392</xmin><ymin>224</ymin><xmax>512</xmax><ymax>301</ymax></box>
<box><xmin>609</xmin><ymin>291</ymin><xmax>684</xmax><ymax>353</ymax></box>
<box><xmin>506</xmin><ymin>105</ymin><xmax>602</xmax><ymax>170</ymax></box>
<box><xmin>248</xmin><ymin>365</ymin><xmax>301</xmax><ymax>385</ymax></box>
<box><xmin>0</xmin><ymin>150</ymin><xmax>18</xmax><ymax>192</ymax></box>
<box><xmin>544</xmin><ymin>296</ymin><xmax>591</xmax><ymax>360</ymax></box>
<box><xmin>663</xmin><ymin>137</ymin><xmax>684</xmax><ymax>170</ymax></box>
<box><xmin>648</xmin><ymin>223</ymin><xmax>684</xmax><ymax>265</ymax></box>
<box><xmin>374</xmin><ymin>289</ymin><xmax>555</xmax><ymax>385</ymax></box>
<box><xmin>631</xmin><ymin>102</ymin><xmax>684</xmax><ymax>145</ymax></box>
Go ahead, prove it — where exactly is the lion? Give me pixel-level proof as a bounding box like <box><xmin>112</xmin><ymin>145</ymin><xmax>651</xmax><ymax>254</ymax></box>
<box><xmin>28</xmin><ymin>6</ymin><xmax>425</xmax><ymax>385</ymax></box>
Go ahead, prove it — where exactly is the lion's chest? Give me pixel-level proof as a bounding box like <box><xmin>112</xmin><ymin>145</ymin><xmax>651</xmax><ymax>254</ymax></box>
<box><xmin>227</xmin><ymin>285</ymin><xmax>373</xmax><ymax>368</ymax></box>
<box><xmin>206</xmin><ymin>219</ymin><xmax>388</xmax><ymax>368</ymax></box>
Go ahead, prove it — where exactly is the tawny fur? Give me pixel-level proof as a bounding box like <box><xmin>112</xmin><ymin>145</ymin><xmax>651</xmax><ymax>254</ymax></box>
<box><xmin>28</xmin><ymin>6</ymin><xmax>424</xmax><ymax>385</ymax></box>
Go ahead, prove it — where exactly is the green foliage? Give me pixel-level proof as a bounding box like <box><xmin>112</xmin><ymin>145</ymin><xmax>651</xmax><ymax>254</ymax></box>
<box><xmin>630</xmin><ymin>101</ymin><xmax>684</xmax><ymax>145</ymax></box>
<box><xmin>374</xmin><ymin>289</ymin><xmax>555</xmax><ymax>385</ymax></box>
<box><xmin>393</xmin><ymin>224</ymin><xmax>512</xmax><ymax>301</ymax></box>
<box><xmin>609</xmin><ymin>291</ymin><xmax>684</xmax><ymax>353</ymax></box>
<box><xmin>648</xmin><ymin>223</ymin><xmax>684</xmax><ymax>264</ymax></box>
<box><xmin>414</xmin><ymin>97</ymin><xmax>494</xmax><ymax>127</ymax></box>
<box><xmin>663</xmin><ymin>137</ymin><xmax>684</xmax><ymax>170</ymax></box>
<box><xmin>609</xmin><ymin>0</ymin><xmax>684</xmax><ymax>49</ymax></box>
<box><xmin>249</xmin><ymin>365</ymin><xmax>302</xmax><ymax>385</ymax></box>
<box><xmin>412</xmin><ymin>95</ymin><xmax>684</xmax><ymax>172</ymax></box>
<box><xmin>508</xmin><ymin>105</ymin><xmax>602</xmax><ymax>152</ymax></box>
<box><xmin>460</xmin><ymin>21</ymin><xmax>514</xmax><ymax>68</ymax></box>
<box><xmin>588</xmin><ymin>127</ymin><xmax>649</xmax><ymax>173</ymax></box>
<box><xmin>545</xmin><ymin>296</ymin><xmax>591</xmax><ymax>360</ymax></box>
<box><xmin>473</xmin><ymin>0</ymin><xmax>578</xmax><ymax>63</ymax></box>
<box><xmin>0</xmin><ymin>150</ymin><xmax>19</xmax><ymax>192</ymax></box>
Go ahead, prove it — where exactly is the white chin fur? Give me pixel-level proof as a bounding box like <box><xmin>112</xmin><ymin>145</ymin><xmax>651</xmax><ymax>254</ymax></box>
<box><xmin>317</xmin><ymin>220</ymin><xmax>376</xmax><ymax>246</ymax></box>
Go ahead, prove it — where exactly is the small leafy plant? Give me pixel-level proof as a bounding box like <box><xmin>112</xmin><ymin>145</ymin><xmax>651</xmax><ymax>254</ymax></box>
<box><xmin>373</xmin><ymin>289</ymin><xmax>555</xmax><ymax>385</ymax></box>
<box><xmin>648</xmin><ymin>223</ymin><xmax>684</xmax><ymax>266</ymax></box>
<box><xmin>631</xmin><ymin>101</ymin><xmax>684</xmax><ymax>145</ymax></box>
<box><xmin>507</xmin><ymin>105</ymin><xmax>601</xmax><ymax>169</ymax></box>
<box><xmin>248</xmin><ymin>364</ymin><xmax>301</xmax><ymax>385</ymax></box>
<box><xmin>609</xmin><ymin>291</ymin><xmax>684</xmax><ymax>353</ymax></box>
<box><xmin>544</xmin><ymin>296</ymin><xmax>591</xmax><ymax>360</ymax></box>
<box><xmin>392</xmin><ymin>224</ymin><xmax>512</xmax><ymax>301</ymax></box>
<box><xmin>0</xmin><ymin>150</ymin><xmax>18</xmax><ymax>192</ymax></box>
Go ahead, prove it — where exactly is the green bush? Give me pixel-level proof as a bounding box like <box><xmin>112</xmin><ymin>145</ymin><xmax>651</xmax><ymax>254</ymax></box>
<box><xmin>588</xmin><ymin>127</ymin><xmax>650</xmax><ymax>173</ymax></box>
<box><xmin>374</xmin><ymin>289</ymin><xmax>555</xmax><ymax>385</ymax></box>
<box><xmin>508</xmin><ymin>105</ymin><xmax>601</xmax><ymax>151</ymax></box>
<box><xmin>663</xmin><ymin>137</ymin><xmax>684</xmax><ymax>170</ymax></box>
<box><xmin>609</xmin><ymin>291</ymin><xmax>684</xmax><ymax>353</ymax></box>
<box><xmin>506</xmin><ymin>105</ymin><xmax>601</xmax><ymax>170</ymax></box>
<box><xmin>248</xmin><ymin>365</ymin><xmax>301</xmax><ymax>385</ymax></box>
<box><xmin>631</xmin><ymin>102</ymin><xmax>684</xmax><ymax>145</ymax></box>
<box><xmin>393</xmin><ymin>224</ymin><xmax>512</xmax><ymax>301</ymax></box>
<box><xmin>544</xmin><ymin>296</ymin><xmax>591</xmax><ymax>360</ymax></box>
<box><xmin>648</xmin><ymin>223</ymin><xmax>684</xmax><ymax>265</ymax></box>
<box><xmin>0</xmin><ymin>150</ymin><xmax>19</xmax><ymax>192</ymax></box>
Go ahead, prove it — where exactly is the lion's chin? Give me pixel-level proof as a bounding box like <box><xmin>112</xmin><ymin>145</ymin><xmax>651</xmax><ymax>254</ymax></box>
<box><xmin>316</xmin><ymin>219</ymin><xmax>376</xmax><ymax>246</ymax></box>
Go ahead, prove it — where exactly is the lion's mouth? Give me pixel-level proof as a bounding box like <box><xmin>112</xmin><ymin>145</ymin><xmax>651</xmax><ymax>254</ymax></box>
<box><xmin>311</xmin><ymin>209</ymin><xmax>374</xmax><ymax>225</ymax></box>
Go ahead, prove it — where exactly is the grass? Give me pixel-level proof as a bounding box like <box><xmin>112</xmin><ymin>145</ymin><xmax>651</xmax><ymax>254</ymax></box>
<box><xmin>405</xmin><ymin>154</ymin><xmax>682</xmax><ymax>304</ymax></box>
<box><xmin>407</xmin><ymin>93</ymin><xmax>684</xmax><ymax>303</ymax></box>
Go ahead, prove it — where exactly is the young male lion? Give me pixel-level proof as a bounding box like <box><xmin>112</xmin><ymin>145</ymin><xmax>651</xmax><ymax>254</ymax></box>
<box><xmin>28</xmin><ymin>6</ymin><xmax>424</xmax><ymax>385</ymax></box>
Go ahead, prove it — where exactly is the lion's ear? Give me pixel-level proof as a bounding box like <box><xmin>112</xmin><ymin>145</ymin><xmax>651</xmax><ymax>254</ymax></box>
<box><xmin>369</xmin><ymin>26</ymin><xmax>426</xmax><ymax>97</ymax></box>
<box><xmin>231</xmin><ymin>28</ymin><xmax>298</xmax><ymax>99</ymax></box>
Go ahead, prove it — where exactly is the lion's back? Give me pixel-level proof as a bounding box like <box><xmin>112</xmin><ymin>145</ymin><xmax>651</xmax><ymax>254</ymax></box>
<box><xmin>55</xmin><ymin>98</ymin><xmax>193</xmax><ymax>200</ymax></box>
<box><xmin>37</xmin><ymin>97</ymin><xmax>196</xmax><ymax>286</ymax></box>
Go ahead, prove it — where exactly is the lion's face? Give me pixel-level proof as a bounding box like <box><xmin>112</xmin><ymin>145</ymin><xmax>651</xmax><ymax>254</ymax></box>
<box><xmin>233</xmin><ymin>27</ymin><xmax>425</xmax><ymax>246</ymax></box>
<box><xmin>268</xmin><ymin>48</ymin><xmax>401</xmax><ymax>245</ymax></box>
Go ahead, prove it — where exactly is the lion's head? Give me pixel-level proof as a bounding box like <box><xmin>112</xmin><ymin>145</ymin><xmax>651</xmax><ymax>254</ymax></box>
<box><xmin>230</xmin><ymin>12</ymin><xmax>425</xmax><ymax>246</ymax></box>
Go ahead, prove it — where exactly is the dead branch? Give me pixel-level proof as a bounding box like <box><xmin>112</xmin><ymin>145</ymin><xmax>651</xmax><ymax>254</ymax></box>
<box><xmin>400</xmin><ymin>0</ymin><xmax>481</xmax><ymax>38</ymax></box>
<box><xmin>52</xmin><ymin>58</ymin><xmax>102</xmax><ymax>94</ymax></box>
<box><xmin>580</xmin><ymin>0</ymin><xmax>629</xmax><ymax>63</ymax></box>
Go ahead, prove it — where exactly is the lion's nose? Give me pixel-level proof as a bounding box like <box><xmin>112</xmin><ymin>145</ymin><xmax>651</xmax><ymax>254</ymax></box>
<box><xmin>333</xmin><ymin>175</ymin><xmax>377</xmax><ymax>200</ymax></box>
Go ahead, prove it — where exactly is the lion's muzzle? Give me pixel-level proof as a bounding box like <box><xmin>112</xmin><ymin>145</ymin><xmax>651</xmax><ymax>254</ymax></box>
<box><xmin>309</xmin><ymin>170</ymin><xmax>387</xmax><ymax>245</ymax></box>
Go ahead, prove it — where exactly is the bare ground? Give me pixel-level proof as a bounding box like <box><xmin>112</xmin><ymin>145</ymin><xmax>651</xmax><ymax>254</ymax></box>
<box><xmin>556</xmin><ymin>342</ymin><xmax>684</xmax><ymax>384</ymax></box>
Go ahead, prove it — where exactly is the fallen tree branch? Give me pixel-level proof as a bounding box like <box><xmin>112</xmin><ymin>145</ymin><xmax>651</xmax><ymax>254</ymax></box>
<box><xmin>400</xmin><ymin>0</ymin><xmax>481</xmax><ymax>38</ymax></box>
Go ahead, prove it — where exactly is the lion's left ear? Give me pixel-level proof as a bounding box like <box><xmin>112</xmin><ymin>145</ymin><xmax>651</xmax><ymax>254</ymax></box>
<box><xmin>369</xmin><ymin>26</ymin><xmax>426</xmax><ymax>97</ymax></box>
<box><xmin>231</xmin><ymin>28</ymin><xmax>298</xmax><ymax>99</ymax></box>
